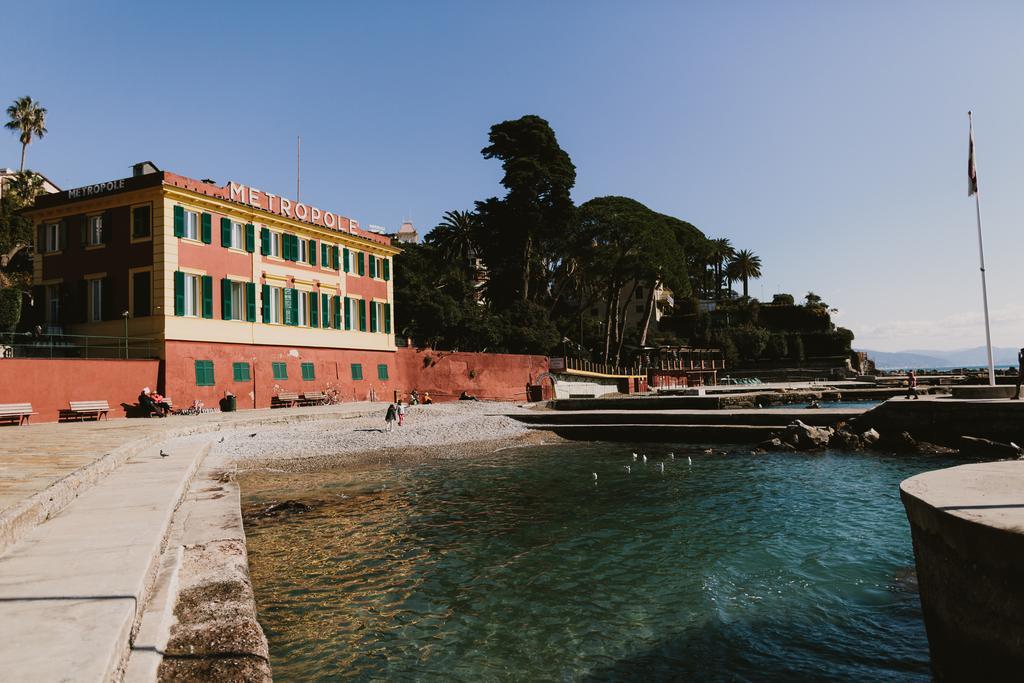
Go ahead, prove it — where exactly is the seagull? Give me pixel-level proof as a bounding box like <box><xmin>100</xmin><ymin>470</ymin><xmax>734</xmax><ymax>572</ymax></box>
<box><xmin>688</xmin><ymin>456</ymin><xmax>693</xmax><ymax>466</ymax></box>
<box><xmin>632</xmin><ymin>452</ymin><xmax>638</xmax><ymax>461</ymax></box>
<box><xmin>160</xmin><ymin>449</ymin><xmax>169</xmax><ymax>458</ymax></box>
<box><xmin>642</xmin><ymin>454</ymin><xmax>647</xmax><ymax>464</ymax></box>
<box><xmin>669</xmin><ymin>452</ymin><xmax>675</xmax><ymax>460</ymax></box>
<box><xmin>592</xmin><ymin>472</ymin><xmax>598</xmax><ymax>482</ymax></box>
<box><xmin>249</xmin><ymin>433</ymin><xmax>257</xmax><ymax>438</ymax></box>
<box><xmin>623</xmin><ymin>465</ymin><xmax>631</xmax><ymax>474</ymax></box>
<box><xmin>657</xmin><ymin>463</ymin><xmax>665</xmax><ymax>473</ymax></box>
<box><xmin>703</xmin><ymin>448</ymin><xmax>713</xmax><ymax>454</ymax></box>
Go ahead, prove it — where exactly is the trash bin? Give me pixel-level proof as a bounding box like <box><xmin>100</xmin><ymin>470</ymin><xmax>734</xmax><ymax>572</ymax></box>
<box><xmin>223</xmin><ymin>394</ymin><xmax>237</xmax><ymax>412</ymax></box>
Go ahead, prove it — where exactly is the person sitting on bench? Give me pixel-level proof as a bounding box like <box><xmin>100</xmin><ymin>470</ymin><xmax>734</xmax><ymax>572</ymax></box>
<box><xmin>139</xmin><ymin>388</ymin><xmax>165</xmax><ymax>418</ymax></box>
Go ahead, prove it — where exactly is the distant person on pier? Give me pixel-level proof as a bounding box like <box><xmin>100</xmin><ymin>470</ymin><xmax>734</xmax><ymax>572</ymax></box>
<box><xmin>905</xmin><ymin>371</ymin><xmax>919</xmax><ymax>400</ymax></box>
<box><xmin>1012</xmin><ymin>348</ymin><xmax>1024</xmax><ymax>400</ymax></box>
<box><xmin>384</xmin><ymin>402</ymin><xmax>398</xmax><ymax>432</ymax></box>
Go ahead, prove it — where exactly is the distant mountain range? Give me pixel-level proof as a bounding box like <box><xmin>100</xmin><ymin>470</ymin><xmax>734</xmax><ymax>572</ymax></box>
<box><xmin>856</xmin><ymin>346</ymin><xmax>1020</xmax><ymax>370</ymax></box>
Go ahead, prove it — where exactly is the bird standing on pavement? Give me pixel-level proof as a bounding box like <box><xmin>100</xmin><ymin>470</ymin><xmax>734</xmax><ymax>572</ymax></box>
<box><xmin>160</xmin><ymin>449</ymin><xmax>169</xmax><ymax>458</ymax></box>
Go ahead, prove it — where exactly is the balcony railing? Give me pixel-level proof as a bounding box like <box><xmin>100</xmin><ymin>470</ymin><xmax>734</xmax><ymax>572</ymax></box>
<box><xmin>0</xmin><ymin>332</ymin><xmax>159</xmax><ymax>360</ymax></box>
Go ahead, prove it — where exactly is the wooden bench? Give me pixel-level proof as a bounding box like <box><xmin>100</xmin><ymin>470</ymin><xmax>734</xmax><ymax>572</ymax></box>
<box><xmin>0</xmin><ymin>403</ymin><xmax>37</xmax><ymax>426</ymax></box>
<box><xmin>61</xmin><ymin>400</ymin><xmax>110</xmax><ymax>421</ymax></box>
<box><xmin>143</xmin><ymin>398</ymin><xmax>173</xmax><ymax>417</ymax></box>
<box><xmin>300</xmin><ymin>391</ymin><xmax>327</xmax><ymax>406</ymax></box>
<box><xmin>272</xmin><ymin>392</ymin><xmax>300</xmax><ymax>408</ymax></box>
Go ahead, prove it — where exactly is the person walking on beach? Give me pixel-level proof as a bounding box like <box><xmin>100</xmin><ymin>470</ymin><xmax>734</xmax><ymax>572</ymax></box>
<box><xmin>905</xmin><ymin>370</ymin><xmax>919</xmax><ymax>399</ymax></box>
<box><xmin>1013</xmin><ymin>348</ymin><xmax>1024</xmax><ymax>400</ymax></box>
<box><xmin>384</xmin><ymin>402</ymin><xmax>398</xmax><ymax>432</ymax></box>
<box><xmin>397</xmin><ymin>401</ymin><xmax>406</xmax><ymax>426</ymax></box>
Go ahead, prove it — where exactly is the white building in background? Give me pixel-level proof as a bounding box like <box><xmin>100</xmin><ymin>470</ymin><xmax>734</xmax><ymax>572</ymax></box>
<box><xmin>0</xmin><ymin>168</ymin><xmax>61</xmax><ymax>202</ymax></box>
<box><xmin>393</xmin><ymin>221</ymin><xmax>419</xmax><ymax>244</ymax></box>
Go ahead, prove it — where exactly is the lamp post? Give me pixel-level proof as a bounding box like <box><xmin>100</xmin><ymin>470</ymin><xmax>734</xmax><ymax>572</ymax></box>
<box><xmin>122</xmin><ymin>311</ymin><xmax>129</xmax><ymax>359</ymax></box>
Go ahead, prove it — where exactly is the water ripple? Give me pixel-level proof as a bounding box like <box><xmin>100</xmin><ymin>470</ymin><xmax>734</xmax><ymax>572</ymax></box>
<box><xmin>242</xmin><ymin>443</ymin><xmax>965</xmax><ymax>681</ymax></box>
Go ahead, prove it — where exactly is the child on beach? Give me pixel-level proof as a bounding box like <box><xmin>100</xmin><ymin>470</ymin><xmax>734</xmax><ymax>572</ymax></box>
<box><xmin>385</xmin><ymin>402</ymin><xmax>398</xmax><ymax>432</ymax></box>
<box><xmin>397</xmin><ymin>401</ymin><xmax>406</xmax><ymax>426</ymax></box>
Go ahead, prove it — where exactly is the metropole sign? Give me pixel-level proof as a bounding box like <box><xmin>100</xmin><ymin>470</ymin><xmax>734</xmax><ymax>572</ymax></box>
<box><xmin>228</xmin><ymin>182</ymin><xmax>359</xmax><ymax>233</ymax></box>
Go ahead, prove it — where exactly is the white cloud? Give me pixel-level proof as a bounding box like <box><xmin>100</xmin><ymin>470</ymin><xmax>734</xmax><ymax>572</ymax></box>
<box><xmin>852</xmin><ymin>304</ymin><xmax>1024</xmax><ymax>351</ymax></box>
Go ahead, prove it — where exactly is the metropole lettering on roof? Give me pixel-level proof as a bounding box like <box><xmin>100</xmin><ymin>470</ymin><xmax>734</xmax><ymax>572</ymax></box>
<box><xmin>228</xmin><ymin>182</ymin><xmax>359</xmax><ymax>233</ymax></box>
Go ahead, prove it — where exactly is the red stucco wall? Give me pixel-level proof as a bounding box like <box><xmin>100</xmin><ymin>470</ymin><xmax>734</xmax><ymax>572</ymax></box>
<box><xmin>163</xmin><ymin>340</ymin><xmax>400</xmax><ymax>410</ymax></box>
<box><xmin>0</xmin><ymin>358</ymin><xmax>160</xmax><ymax>423</ymax></box>
<box><xmin>396</xmin><ymin>348</ymin><xmax>549</xmax><ymax>403</ymax></box>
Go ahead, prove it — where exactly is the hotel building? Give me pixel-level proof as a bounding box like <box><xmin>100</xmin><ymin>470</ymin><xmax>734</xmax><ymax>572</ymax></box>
<box><xmin>22</xmin><ymin>162</ymin><xmax>401</xmax><ymax>409</ymax></box>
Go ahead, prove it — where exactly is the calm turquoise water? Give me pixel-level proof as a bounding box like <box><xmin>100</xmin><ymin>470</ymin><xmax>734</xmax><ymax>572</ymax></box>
<box><xmin>242</xmin><ymin>444</ymin><xmax>963</xmax><ymax>682</ymax></box>
<box><xmin>762</xmin><ymin>400</ymin><xmax>881</xmax><ymax>410</ymax></box>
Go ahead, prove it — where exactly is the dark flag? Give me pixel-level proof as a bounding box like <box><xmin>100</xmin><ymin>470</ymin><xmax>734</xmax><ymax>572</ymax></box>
<box><xmin>968</xmin><ymin>111</ymin><xmax>979</xmax><ymax>196</ymax></box>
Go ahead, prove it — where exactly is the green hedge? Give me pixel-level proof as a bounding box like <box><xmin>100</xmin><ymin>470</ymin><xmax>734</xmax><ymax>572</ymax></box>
<box><xmin>0</xmin><ymin>288</ymin><xmax>21</xmax><ymax>333</ymax></box>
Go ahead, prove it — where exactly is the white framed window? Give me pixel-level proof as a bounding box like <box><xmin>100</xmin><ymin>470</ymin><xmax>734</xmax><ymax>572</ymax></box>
<box><xmin>46</xmin><ymin>284</ymin><xmax>60</xmax><ymax>322</ymax></box>
<box><xmin>184</xmin><ymin>211</ymin><xmax>199</xmax><ymax>241</ymax></box>
<box><xmin>46</xmin><ymin>223</ymin><xmax>60</xmax><ymax>252</ymax></box>
<box><xmin>231</xmin><ymin>221</ymin><xmax>244</xmax><ymax>250</ymax></box>
<box><xmin>88</xmin><ymin>215</ymin><xmax>104</xmax><ymax>245</ymax></box>
<box><xmin>230</xmin><ymin>281</ymin><xmax>245</xmax><ymax>320</ymax></box>
<box><xmin>268</xmin><ymin>286</ymin><xmax>282</xmax><ymax>323</ymax></box>
<box><xmin>297</xmin><ymin>291</ymin><xmax>308</xmax><ymax>326</ymax></box>
<box><xmin>298</xmin><ymin>239</ymin><xmax>307</xmax><ymax>264</ymax></box>
<box><xmin>269</xmin><ymin>233</ymin><xmax>281</xmax><ymax>258</ymax></box>
<box><xmin>88</xmin><ymin>279</ymin><xmax>103</xmax><ymax>322</ymax></box>
<box><xmin>183</xmin><ymin>273</ymin><xmax>200</xmax><ymax>317</ymax></box>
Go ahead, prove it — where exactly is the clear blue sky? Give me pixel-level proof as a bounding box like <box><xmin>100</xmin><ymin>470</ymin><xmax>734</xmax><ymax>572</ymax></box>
<box><xmin>3</xmin><ymin>1</ymin><xmax>1023</xmax><ymax>351</ymax></box>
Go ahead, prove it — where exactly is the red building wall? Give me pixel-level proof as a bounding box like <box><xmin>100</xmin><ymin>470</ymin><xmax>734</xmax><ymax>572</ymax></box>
<box><xmin>0</xmin><ymin>358</ymin><xmax>160</xmax><ymax>422</ymax></box>
<box><xmin>396</xmin><ymin>348</ymin><xmax>549</xmax><ymax>402</ymax></box>
<box><xmin>162</xmin><ymin>340</ymin><xmax>400</xmax><ymax>409</ymax></box>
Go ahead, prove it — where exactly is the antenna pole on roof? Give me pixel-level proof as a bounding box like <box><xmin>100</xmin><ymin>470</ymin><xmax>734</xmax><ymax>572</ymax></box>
<box><xmin>296</xmin><ymin>135</ymin><xmax>301</xmax><ymax>203</ymax></box>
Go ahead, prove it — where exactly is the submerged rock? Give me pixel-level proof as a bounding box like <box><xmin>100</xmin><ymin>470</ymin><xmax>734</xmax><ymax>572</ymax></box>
<box><xmin>258</xmin><ymin>500</ymin><xmax>312</xmax><ymax>517</ymax></box>
<box><xmin>760</xmin><ymin>420</ymin><xmax>833</xmax><ymax>451</ymax></box>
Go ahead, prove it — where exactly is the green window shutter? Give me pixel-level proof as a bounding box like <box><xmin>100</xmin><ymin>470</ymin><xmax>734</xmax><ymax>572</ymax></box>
<box><xmin>201</xmin><ymin>213</ymin><xmax>212</xmax><ymax>244</ymax></box>
<box><xmin>301</xmin><ymin>362</ymin><xmax>315</xmax><ymax>381</ymax></box>
<box><xmin>220</xmin><ymin>217</ymin><xmax>232</xmax><ymax>247</ymax></box>
<box><xmin>369</xmin><ymin>301</ymin><xmax>377</xmax><ymax>332</ymax></box>
<box><xmin>272</xmin><ymin>362</ymin><xmax>288</xmax><ymax>381</ymax></box>
<box><xmin>287</xmin><ymin>234</ymin><xmax>297</xmax><ymax>261</ymax></box>
<box><xmin>351</xmin><ymin>363</ymin><xmax>363</xmax><ymax>381</ymax></box>
<box><xmin>321</xmin><ymin>243</ymin><xmax>328</xmax><ymax>266</ymax></box>
<box><xmin>291</xmin><ymin>287</ymin><xmax>300</xmax><ymax>325</ymax></box>
<box><xmin>332</xmin><ymin>245</ymin><xmax>340</xmax><ymax>270</ymax></box>
<box><xmin>245</xmin><ymin>224</ymin><xmax>255</xmax><ymax>252</ymax></box>
<box><xmin>357</xmin><ymin>251</ymin><xmax>365</xmax><ymax>276</ymax></box>
<box><xmin>262</xmin><ymin>284</ymin><xmax>271</xmax><ymax>322</ymax></box>
<box><xmin>232</xmin><ymin>362</ymin><xmax>249</xmax><ymax>382</ymax></box>
<box><xmin>369</xmin><ymin>256</ymin><xmax>377</xmax><ymax>279</ymax></box>
<box><xmin>282</xmin><ymin>288</ymin><xmax>293</xmax><ymax>325</ymax></box>
<box><xmin>173</xmin><ymin>270</ymin><xmax>185</xmax><ymax>316</ymax></box>
<box><xmin>321</xmin><ymin>293</ymin><xmax>329</xmax><ymax>328</ymax></box>
<box><xmin>332</xmin><ymin>296</ymin><xmax>342</xmax><ymax>329</ymax></box>
<box><xmin>384</xmin><ymin>303</ymin><xmax>391</xmax><ymax>334</ymax></box>
<box><xmin>383</xmin><ymin>258</ymin><xmax>390</xmax><ymax>281</ymax></box>
<box><xmin>308</xmin><ymin>239</ymin><xmax>317</xmax><ymax>266</ymax></box>
<box><xmin>282</xmin><ymin>234</ymin><xmax>290</xmax><ymax>261</ymax></box>
<box><xmin>195</xmin><ymin>360</ymin><xmax>215</xmax><ymax>386</ymax></box>
<box><xmin>221</xmin><ymin>278</ymin><xmax>232</xmax><ymax>319</ymax></box>
<box><xmin>378</xmin><ymin>364</ymin><xmax>389</xmax><ymax>380</ymax></box>
<box><xmin>343</xmin><ymin>248</ymin><xmax>350</xmax><ymax>273</ymax></box>
<box><xmin>173</xmin><ymin>206</ymin><xmax>184</xmax><ymax>237</ymax></box>
<box><xmin>246</xmin><ymin>282</ymin><xmax>256</xmax><ymax>322</ymax></box>
<box><xmin>201</xmin><ymin>275</ymin><xmax>213</xmax><ymax>318</ymax></box>
<box><xmin>358</xmin><ymin>299</ymin><xmax>367</xmax><ymax>331</ymax></box>
<box><xmin>309</xmin><ymin>291</ymin><xmax>319</xmax><ymax>327</ymax></box>
<box><xmin>344</xmin><ymin>297</ymin><xmax>352</xmax><ymax>330</ymax></box>
<box><xmin>260</xmin><ymin>227</ymin><xmax>270</xmax><ymax>255</ymax></box>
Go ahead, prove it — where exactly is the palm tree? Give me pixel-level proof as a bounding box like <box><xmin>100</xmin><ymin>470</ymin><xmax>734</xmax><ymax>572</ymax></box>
<box><xmin>708</xmin><ymin>238</ymin><xmax>735</xmax><ymax>298</ymax></box>
<box><xmin>5</xmin><ymin>96</ymin><xmax>48</xmax><ymax>172</ymax></box>
<box><xmin>428</xmin><ymin>209</ymin><xmax>479</xmax><ymax>264</ymax></box>
<box><xmin>729</xmin><ymin>249</ymin><xmax>762</xmax><ymax>299</ymax></box>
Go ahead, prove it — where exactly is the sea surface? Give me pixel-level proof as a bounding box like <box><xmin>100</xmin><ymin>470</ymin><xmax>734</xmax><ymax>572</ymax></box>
<box><xmin>241</xmin><ymin>443</ymin><xmax>965</xmax><ymax>682</ymax></box>
<box><xmin>761</xmin><ymin>400</ymin><xmax>880</xmax><ymax>410</ymax></box>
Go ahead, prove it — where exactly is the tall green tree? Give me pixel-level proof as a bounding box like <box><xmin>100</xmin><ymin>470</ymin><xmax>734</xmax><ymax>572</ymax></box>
<box><xmin>728</xmin><ymin>249</ymin><xmax>762</xmax><ymax>299</ymax></box>
<box><xmin>5</xmin><ymin>97</ymin><xmax>48</xmax><ymax>172</ymax></box>
<box><xmin>427</xmin><ymin>209</ymin><xmax>478</xmax><ymax>264</ymax></box>
<box><xmin>707</xmin><ymin>237</ymin><xmax>735</xmax><ymax>298</ymax></box>
<box><xmin>475</xmin><ymin>115</ymin><xmax>576</xmax><ymax>307</ymax></box>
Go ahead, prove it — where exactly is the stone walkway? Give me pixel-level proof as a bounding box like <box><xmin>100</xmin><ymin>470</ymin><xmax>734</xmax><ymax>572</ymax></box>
<box><xmin>0</xmin><ymin>403</ymin><xmax>377</xmax><ymax>519</ymax></box>
<box><xmin>0</xmin><ymin>402</ymin><xmax>381</xmax><ymax>682</ymax></box>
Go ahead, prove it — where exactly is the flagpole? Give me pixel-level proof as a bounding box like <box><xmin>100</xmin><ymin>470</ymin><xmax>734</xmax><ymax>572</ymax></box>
<box><xmin>969</xmin><ymin>111</ymin><xmax>996</xmax><ymax>386</ymax></box>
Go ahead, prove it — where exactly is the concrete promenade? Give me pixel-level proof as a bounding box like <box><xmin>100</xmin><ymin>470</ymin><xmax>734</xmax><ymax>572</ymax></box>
<box><xmin>0</xmin><ymin>403</ymin><xmax>379</xmax><ymax>682</ymax></box>
<box><xmin>901</xmin><ymin>461</ymin><xmax>1024</xmax><ymax>680</ymax></box>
